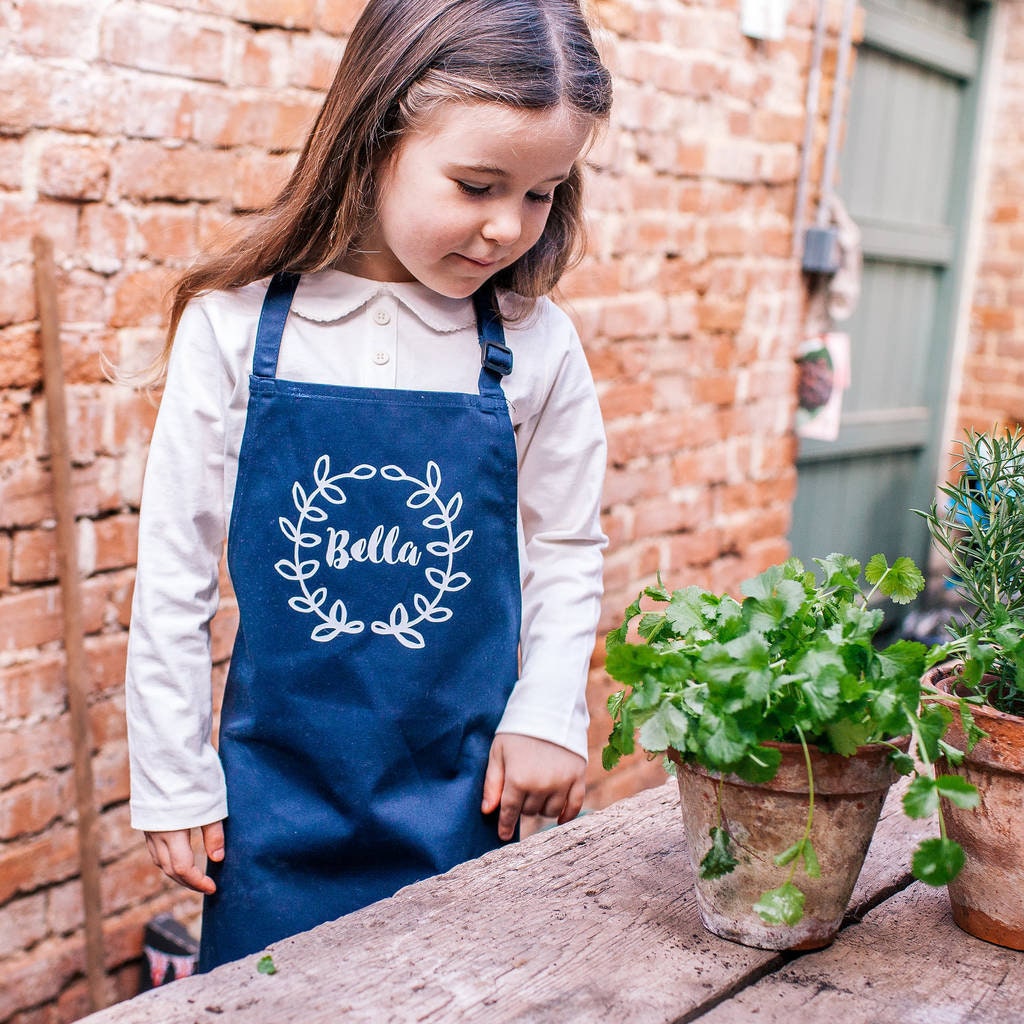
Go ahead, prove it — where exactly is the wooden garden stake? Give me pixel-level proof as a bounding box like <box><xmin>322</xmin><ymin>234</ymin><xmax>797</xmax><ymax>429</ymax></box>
<box><xmin>33</xmin><ymin>235</ymin><xmax>110</xmax><ymax>1011</ymax></box>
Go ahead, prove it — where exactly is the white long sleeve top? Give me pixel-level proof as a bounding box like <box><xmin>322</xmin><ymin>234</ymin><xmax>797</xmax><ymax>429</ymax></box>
<box><xmin>125</xmin><ymin>269</ymin><xmax>607</xmax><ymax>832</ymax></box>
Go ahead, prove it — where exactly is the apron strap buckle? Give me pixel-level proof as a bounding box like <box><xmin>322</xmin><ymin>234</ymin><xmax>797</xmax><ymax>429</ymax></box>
<box><xmin>481</xmin><ymin>340</ymin><xmax>513</xmax><ymax>377</ymax></box>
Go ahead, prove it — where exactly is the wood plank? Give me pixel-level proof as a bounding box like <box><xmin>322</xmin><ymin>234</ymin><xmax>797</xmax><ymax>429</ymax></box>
<box><xmin>858</xmin><ymin>218</ymin><xmax>955</xmax><ymax>266</ymax></box>
<box><xmin>77</xmin><ymin>780</ymin><xmax>934</xmax><ymax>1024</ymax></box>
<box><xmin>864</xmin><ymin>0</ymin><xmax>977</xmax><ymax>80</ymax></box>
<box><xmin>797</xmin><ymin>407</ymin><xmax>931</xmax><ymax>464</ymax></box>
<box><xmin>696</xmin><ymin>882</ymin><xmax>1024</xmax><ymax>1023</ymax></box>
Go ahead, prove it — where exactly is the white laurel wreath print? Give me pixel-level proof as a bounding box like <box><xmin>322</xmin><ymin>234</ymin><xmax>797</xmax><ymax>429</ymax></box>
<box><xmin>372</xmin><ymin>461</ymin><xmax>472</xmax><ymax>649</ymax></box>
<box><xmin>274</xmin><ymin>455</ymin><xmax>472</xmax><ymax>648</ymax></box>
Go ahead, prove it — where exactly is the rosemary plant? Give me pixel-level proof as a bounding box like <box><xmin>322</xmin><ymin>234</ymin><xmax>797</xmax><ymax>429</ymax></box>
<box><xmin>917</xmin><ymin>428</ymin><xmax>1024</xmax><ymax>717</ymax></box>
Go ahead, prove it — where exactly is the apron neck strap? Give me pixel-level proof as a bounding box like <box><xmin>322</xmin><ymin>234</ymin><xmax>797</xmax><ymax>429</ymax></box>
<box><xmin>252</xmin><ymin>272</ymin><xmax>301</xmax><ymax>379</ymax></box>
<box><xmin>253</xmin><ymin>273</ymin><xmax>513</xmax><ymax>395</ymax></box>
<box><xmin>473</xmin><ymin>285</ymin><xmax>513</xmax><ymax>396</ymax></box>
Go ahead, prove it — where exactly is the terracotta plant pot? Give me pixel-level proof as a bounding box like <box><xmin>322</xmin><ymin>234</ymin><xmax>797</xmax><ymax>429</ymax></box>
<box><xmin>926</xmin><ymin>663</ymin><xmax>1024</xmax><ymax>950</ymax></box>
<box><xmin>669</xmin><ymin>740</ymin><xmax>900</xmax><ymax>951</ymax></box>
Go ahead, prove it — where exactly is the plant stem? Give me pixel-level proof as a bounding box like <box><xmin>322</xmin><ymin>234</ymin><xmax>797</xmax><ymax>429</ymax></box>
<box><xmin>790</xmin><ymin>725</ymin><xmax>816</xmax><ymax>883</ymax></box>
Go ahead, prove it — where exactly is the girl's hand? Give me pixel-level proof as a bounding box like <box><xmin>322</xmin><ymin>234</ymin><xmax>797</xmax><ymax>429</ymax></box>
<box><xmin>144</xmin><ymin>821</ymin><xmax>225</xmax><ymax>894</ymax></box>
<box><xmin>481</xmin><ymin>734</ymin><xmax>586</xmax><ymax>841</ymax></box>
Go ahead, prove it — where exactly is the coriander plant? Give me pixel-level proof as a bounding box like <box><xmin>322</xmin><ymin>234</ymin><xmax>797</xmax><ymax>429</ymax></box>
<box><xmin>603</xmin><ymin>554</ymin><xmax>978</xmax><ymax>927</ymax></box>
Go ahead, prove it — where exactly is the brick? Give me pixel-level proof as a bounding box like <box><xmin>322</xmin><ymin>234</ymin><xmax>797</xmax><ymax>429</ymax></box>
<box><xmin>0</xmin><ymin>932</ymin><xmax>83</xmax><ymax>1022</ymax></box>
<box><xmin>50</xmin><ymin>267</ymin><xmax>108</xmax><ymax>330</ymax></box>
<box><xmin>0</xmin><ymin>532</ymin><xmax>10</xmax><ymax>591</ymax></box>
<box><xmin>90</xmin><ymin>695</ymin><xmax>128</xmax><ymax>747</ymax></box>
<box><xmin>0</xmin><ymin>774</ymin><xmax>69</xmax><ymax>840</ymax></box>
<box><xmin>101</xmin><ymin>846</ymin><xmax>166</xmax><ymax>915</ymax></box>
<box><xmin>0</xmin><ymin>893</ymin><xmax>47</xmax><ymax>959</ymax></box>
<box><xmin>91</xmin><ymin>514</ymin><xmax>140</xmax><ymax>573</ymax></box>
<box><xmin>84</xmin><ymin>633</ymin><xmax>129</xmax><ymax>701</ymax></box>
<box><xmin>62</xmin><ymin>329</ymin><xmax>119</xmax><ymax>387</ymax></box>
<box><xmin>0</xmin><ymin>264</ymin><xmax>35</xmax><ymax>330</ymax></box>
<box><xmin>0</xmin><ymin>655</ymin><xmax>66</xmax><ymax>722</ymax></box>
<box><xmin>0</xmin><ymin>138</ymin><xmax>24</xmax><ymax>191</ymax></box>
<box><xmin>0</xmin><ymin>197</ymin><xmax>80</xmax><ymax>263</ymax></box>
<box><xmin>600</xmin><ymin>293</ymin><xmax>667</xmax><ymax>340</ymax></box>
<box><xmin>597</xmin><ymin>380</ymin><xmax>657</xmax><ymax>420</ymax></box>
<box><xmin>78</xmin><ymin>205</ymin><xmax>130</xmax><ymax>275</ymax></box>
<box><xmin>110</xmin><ymin>268</ymin><xmax>177</xmax><ymax>328</ymax></box>
<box><xmin>235</xmin><ymin>0</ymin><xmax>316</xmax><ymax>29</ymax></box>
<box><xmin>101</xmin><ymin>6</ymin><xmax>228</xmax><ymax>83</ymax></box>
<box><xmin>317</xmin><ymin>0</ymin><xmax>365</xmax><ymax>34</ymax></box>
<box><xmin>665</xmin><ymin>526</ymin><xmax>726</xmax><ymax>568</ymax></box>
<box><xmin>110</xmin><ymin>141</ymin><xmax>235</xmax><ymax>203</ymax></box>
<box><xmin>234</xmin><ymin>29</ymin><xmax>286</xmax><ymax>88</ymax></box>
<box><xmin>38</xmin><ymin>143</ymin><xmax>110</xmax><ymax>201</ymax></box>
<box><xmin>120</xmin><ymin>78</ymin><xmax>196</xmax><ymax>141</ymax></box>
<box><xmin>0</xmin><ymin>588</ymin><xmax>65</xmax><ymax>652</ymax></box>
<box><xmin>232</xmin><ymin>150</ymin><xmax>297</xmax><ymax>211</ymax></box>
<box><xmin>17</xmin><ymin>0</ymin><xmax>102</xmax><ymax>60</ymax></box>
<box><xmin>287</xmin><ymin>33</ymin><xmax>343</xmax><ymax>91</ymax></box>
<box><xmin>0</xmin><ymin>826</ymin><xmax>79</xmax><ymax>904</ymax></box>
<box><xmin>92</xmin><ymin>738</ymin><xmax>131</xmax><ymax>808</ymax></box>
<box><xmin>11</xmin><ymin>526</ymin><xmax>59</xmax><ymax>584</ymax></box>
<box><xmin>632</xmin><ymin>494</ymin><xmax>703</xmax><ymax>538</ymax></box>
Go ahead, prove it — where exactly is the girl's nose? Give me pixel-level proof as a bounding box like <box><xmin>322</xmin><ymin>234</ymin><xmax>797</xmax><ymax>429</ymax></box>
<box><xmin>482</xmin><ymin>205</ymin><xmax>522</xmax><ymax>246</ymax></box>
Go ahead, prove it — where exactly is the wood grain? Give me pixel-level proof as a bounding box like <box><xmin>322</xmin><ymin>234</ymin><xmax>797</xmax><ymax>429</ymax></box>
<box><xmin>698</xmin><ymin>882</ymin><xmax>1024</xmax><ymax>1024</ymax></box>
<box><xmin>79</xmin><ymin>776</ymin><xmax>954</xmax><ymax>1024</ymax></box>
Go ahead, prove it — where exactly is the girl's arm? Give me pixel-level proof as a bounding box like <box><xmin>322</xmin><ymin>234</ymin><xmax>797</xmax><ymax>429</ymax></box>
<box><xmin>145</xmin><ymin>822</ymin><xmax>225</xmax><ymax>894</ymax></box>
<box><xmin>481</xmin><ymin>734</ymin><xmax>586</xmax><ymax>840</ymax></box>
<box><xmin>488</xmin><ymin>300</ymin><xmax>607</xmax><ymax>830</ymax></box>
<box><xmin>125</xmin><ymin>298</ymin><xmax>232</xmax><ymax>836</ymax></box>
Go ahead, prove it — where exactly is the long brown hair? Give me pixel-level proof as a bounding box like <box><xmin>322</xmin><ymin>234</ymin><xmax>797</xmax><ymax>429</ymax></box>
<box><xmin>157</xmin><ymin>0</ymin><xmax>612</xmax><ymax>371</ymax></box>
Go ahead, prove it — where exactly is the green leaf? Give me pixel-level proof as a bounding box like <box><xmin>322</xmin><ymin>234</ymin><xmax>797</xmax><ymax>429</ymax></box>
<box><xmin>824</xmin><ymin>719</ymin><xmax>872</xmax><ymax>757</ymax></box>
<box><xmin>665</xmin><ymin>586</ymin><xmax>713</xmax><ymax>636</ymax></box>
<box><xmin>815</xmin><ymin>553</ymin><xmax>861</xmax><ymax>593</ymax></box>
<box><xmin>637</xmin><ymin>612</ymin><xmax>669</xmax><ymax>640</ymax></box>
<box><xmin>773</xmin><ymin>841</ymin><xmax>803</xmax><ymax>867</ymax></box>
<box><xmin>754</xmin><ymin>882</ymin><xmax>805</xmax><ymax>926</ymax></box>
<box><xmin>699</xmin><ymin>826</ymin><xmax>738</xmax><ymax>879</ymax></box>
<box><xmin>742</xmin><ymin>578</ymin><xmax>807</xmax><ymax>632</ymax></box>
<box><xmin>601</xmin><ymin>744</ymin><xmax>621</xmax><ymax>771</ymax></box>
<box><xmin>730</xmin><ymin>743</ymin><xmax>783</xmax><ymax>784</ymax></box>
<box><xmin>797</xmin><ymin>673</ymin><xmax>841</xmax><ymax>723</ymax></box>
<box><xmin>916</xmin><ymin>703</ymin><xmax>954</xmax><ymax>762</ymax></box>
<box><xmin>700</xmin><ymin>712</ymin><xmax>751</xmax><ymax>767</ymax></box>
<box><xmin>888</xmin><ymin>749</ymin><xmax>915</xmax><ymax>775</ymax></box>
<box><xmin>912</xmin><ymin>837</ymin><xmax>966</xmax><ymax>886</ymax></box>
<box><xmin>902</xmin><ymin>776</ymin><xmax>939</xmax><ymax>819</ymax></box>
<box><xmin>802</xmin><ymin>839</ymin><xmax>821</xmax><ymax>879</ymax></box>
<box><xmin>257</xmin><ymin>954</ymin><xmax>277</xmax><ymax>975</ymax></box>
<box><xmin>876</xmin><ymin>639</ymin><xmax>927</xmax><ymax>684</ymax></box>
<box><xmin>638</xmin><ymin>701</ymin><xmax>691</xmax><ymax>753</ymax></box>
<box><xmin>865</xmin><ymin>554</ymin><xmax>925</xmax><ymax>604</ymax></box>
<box><xmin>935</xmin><ymin>774</ymin><xmax>981</xmax><ymax>809</ymax></box>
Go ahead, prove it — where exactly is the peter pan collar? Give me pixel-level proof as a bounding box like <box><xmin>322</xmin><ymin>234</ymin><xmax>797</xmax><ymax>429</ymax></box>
<box><xmin>289</xmin><ymin>269</ymin><xmax>477</xmax><ymax>333</ymax></box>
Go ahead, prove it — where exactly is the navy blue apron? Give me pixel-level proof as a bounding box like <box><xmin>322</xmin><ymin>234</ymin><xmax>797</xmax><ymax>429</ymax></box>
<box><xmin>199</xmin><ymin>273</ymin><xmax>521</xmax><ymax>970</ymax></box>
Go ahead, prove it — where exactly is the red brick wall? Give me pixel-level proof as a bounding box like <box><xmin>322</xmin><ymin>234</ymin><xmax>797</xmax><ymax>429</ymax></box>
<box><xmin>0</xmin><ymin>0</ymin><xmax>849</xmax><ymax>1017</ymax></box>
<box><xmin>955</xmin><ymin>1</ymin><xmax>1024</xmax><ymax>437</ymax></box>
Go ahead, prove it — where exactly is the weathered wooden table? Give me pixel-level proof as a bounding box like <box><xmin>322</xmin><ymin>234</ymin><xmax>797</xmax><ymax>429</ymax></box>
<box><xmin>81</xmin><ymin>781</ymin><xmax>1023</xmax><ymax>1023</ymax></box>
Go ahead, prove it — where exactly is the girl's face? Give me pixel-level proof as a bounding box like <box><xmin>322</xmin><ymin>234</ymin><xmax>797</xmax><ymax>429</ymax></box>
<box><xmin>343</xmin><ymin>101</ymin><xmax>591</xmax><ymax>298</ymax></box>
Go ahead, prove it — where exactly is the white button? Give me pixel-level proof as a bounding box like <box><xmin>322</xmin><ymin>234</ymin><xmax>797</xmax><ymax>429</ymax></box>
<box><xmin>373</xmin><ymin>350</ymin><xmax>390</xmax><ymax>365</ymax></box>
<box><xmin>373</xmin><ymin>309</ymin><xmax>391</xmax><ymax>326</ymax></box>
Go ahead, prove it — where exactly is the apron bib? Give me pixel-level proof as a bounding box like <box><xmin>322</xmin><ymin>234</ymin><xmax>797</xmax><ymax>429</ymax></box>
<box><xmin>199</xmin><ymin>273</ymin><xmax>521</xmax><ymax>970</ymax></box>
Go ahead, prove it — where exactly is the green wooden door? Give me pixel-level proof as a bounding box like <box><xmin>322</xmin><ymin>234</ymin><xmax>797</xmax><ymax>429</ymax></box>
<box><xmin>790</xmin><ymin>0</ymin><xmax>992</xmax><ymax>574</ymax></box>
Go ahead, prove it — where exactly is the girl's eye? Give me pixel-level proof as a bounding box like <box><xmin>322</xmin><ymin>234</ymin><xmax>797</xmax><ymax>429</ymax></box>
<box><xmin>456</xmin><ymin>181</ymin><xmax>490</xmax><ymax>196</ymax></box>
<box><xmin>527</xmin><ymin>191</ymin><xmax>554</xmax><ymax>204</ymax></box>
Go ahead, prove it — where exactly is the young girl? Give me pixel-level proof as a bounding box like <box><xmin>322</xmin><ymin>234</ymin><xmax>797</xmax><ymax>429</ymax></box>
<box><xmin>126</xmin><ymin>0</ymin><xmax>612</xmax><ymax>971</ymax></box>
